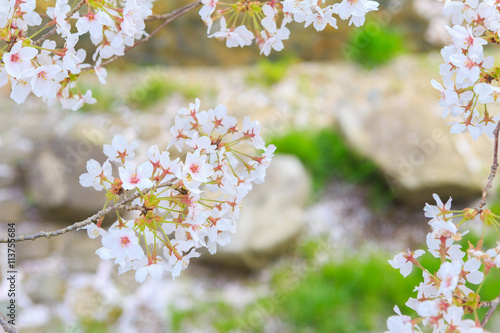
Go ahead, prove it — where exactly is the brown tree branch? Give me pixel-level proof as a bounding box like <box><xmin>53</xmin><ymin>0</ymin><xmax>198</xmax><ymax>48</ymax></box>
<box><xmin>480</xmin><ymin>293</ymin><xmax>500</xmax><ymax>327</ymax></box>
<box><xmin>145</xmin><ymin>10</ymin><xmax>190</xmax><ymax>22</ymax></box>
<box><xmin>477</xmin><ymin>121</ymin><xmax>500</xmax><ymax>210</ymax></box>
<box><xmin>33</xmin><ymin>0</ymin><xmax>86</xmax><ymax>47</ymax></box>
<box><xmin>0</xmin><ymin>313</ymin><xmax>18</xmax><ymax>333</ymax></box>
<box><xmin>0</xmin><ymin>182</ymin><xmax>173</xmax><ymax>243</ymax></box>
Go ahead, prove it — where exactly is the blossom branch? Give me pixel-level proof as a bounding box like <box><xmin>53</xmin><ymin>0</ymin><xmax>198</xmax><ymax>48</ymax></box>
<box><xmin>0</xmin><ymin>313</ymin><xmax>18</xmax><ymax>333</ymax></box>
<box><xmin>480</xmin><ymin>294</ymin><xmax>500</xmax><ymax>327</ymax></box>
<box><xmin>478</xmin><ymin>121</ymin><xmax>500</xmax><ymax>210</ymax></box>
<box><xmin>99</xmin><ymin>0</ymin><xmax>202</xmax><ymax>68</ymax></box>
<box><xmin>33</xmin><ymin>0</ymin><xmax>86</xmax><ymax>47</ymax></box>
<box><xmin>0</xmin><ymin>182</ymin><xmax>173</xmax><ymax>243</ymax></box>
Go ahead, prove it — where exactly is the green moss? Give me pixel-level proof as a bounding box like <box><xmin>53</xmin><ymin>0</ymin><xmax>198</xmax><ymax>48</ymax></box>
<box><xmin>265</xmin><ymin>254</ymin><xmax>419</xmax><ymax>333</ymax></box>
<box><xmin>268</xmin><ymin>127</ymin><xmax>393</xmax><ymax>206</ymax></box>
<box><xmin>170</xmin><ymin>307</ymin><xmax>192</xmax><ymax>332</ymax></box>
<box><xmin>268</xmin><ymin>242</ymin><xmax>499</xmax><ymax>332</ymax></box>
<box><xmin>127</xmin><ymin>75</ymin><xmax>205</xmax><ymax>108</ymax></box>
<box><xmin>166</xmin><ymin>233</ymin><xmax>500</xmax><ymax>332</ymax></box>
<box><xmin>170</xmin><ymin>301</ymin><xmax>244</xmax><ymax>333</ymax></box>
<box><xmin>74</xmin><ymin>319</ymin><xmax>109</xmax><ymax>333</ymax></box>
<box><xmin>165</xmin><ymin>246</ymin><xmax>425</xmax><ymax>333</ymax></box>
<box><xmin>344</xmin><ymin>19</ymin><xmax>406</xmax><ymax>69</ymax></box>
<box><xmin>246</xmin><ymin>57</ymin><xmax>297</xmax><ymax>88</ymax></box>
<box><xmin>77</xmin><ymin>84</ymin><xmax>122</xmax><ymax>113</ymax></box>
<box><xmin>76</xmin><ymin>74</ymin><xmax>210</xmax><ymax>112</ymax></box>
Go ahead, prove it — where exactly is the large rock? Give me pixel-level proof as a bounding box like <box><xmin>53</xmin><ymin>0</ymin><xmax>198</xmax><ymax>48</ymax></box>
<box><xmin>203</xmin><ymin>154</ymin><xmax>311</xmax><ymax>270</ymax></box>
<box><xmin>332</xmin><ymin>57</ymin><xmax>495</xmax><ymax>205</ymax></box>
<box><xmin>25</xmin><ymin>273</ymin><xmax>66</xmax><ymax>303</ymax></box>
<box><xmin>25</xmin><ymin>137</ymin><xmax>108</xmax><ymax>222</ymax></box>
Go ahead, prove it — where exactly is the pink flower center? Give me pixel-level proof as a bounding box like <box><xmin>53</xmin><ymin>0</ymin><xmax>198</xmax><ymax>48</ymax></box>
<box><xmin>465</xmin><ymin>35</ymin><xmax>474</xmax><ymax>47</ymax></box>
<box><xmin>88</xmin><ymin>12</ymin><xmax>95</xmax><ymax>22</ymax></box>
<box><xmin>465</xmin><ymin>58</ymin><xmax>475</xmax><ymax>69</ymax></box>
<box><xmin>120</xmin><ymin>236</ymin><xmax>131</xmax><ymax>247</ymax></box>
<box><xmin>443</xmin><ymin>276</ymin><xmax>453</xmax><ymax>288</ymax></box>
<box><xmin>130</xmin><ymin>173</ymin><xmax>140</xmax><ymax>184</ymax></box>
<box><xmin>37</xmin><ymin>71</ymin><xmax>48</xmax><ymax>81</ymax></box>
<box><xmin>189</xmin><ymin>164</ymin><xmax>200</xmax><ymax>174</ymax></box>
<box><xmin>10</xmin><ymin>53</ymin><xmax>21</xmax><ymax>63</ymax></box>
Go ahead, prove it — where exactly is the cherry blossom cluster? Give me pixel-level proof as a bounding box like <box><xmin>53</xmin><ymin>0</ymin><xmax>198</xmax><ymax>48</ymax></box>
<box><xmin>386</xmin><ymin>194</ymin><xmax>500</xmax><ymax>332</ymax></box>
<box><xmin>199</xmin><ymin>0</ymin><xmax>379</xmax><ymax>56</ymax></box>
<box><xmin>432</xmin><ymin>0</ymin><xmax>500</xmax><ymax>140</ymax></box>
<box><xmin>0</xmin><ymin>0</ymin><xmax>153</xmax><ymax>109</ymax></box>
<box><xmin>0</xmin><ymin>0</ymin><xmax>380</xmax><ymax>109</ymax></box>
<box><xmin>78</xmin><ymin>99</ymin><xmax>275</xmax><ymax>282</ymax></box>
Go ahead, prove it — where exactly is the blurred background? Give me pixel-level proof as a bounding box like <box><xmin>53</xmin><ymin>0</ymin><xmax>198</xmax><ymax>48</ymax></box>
<box><xmin>2</xmin><ymin>0</ymin><xmax>500</xmax><ymax>332</ymax></box>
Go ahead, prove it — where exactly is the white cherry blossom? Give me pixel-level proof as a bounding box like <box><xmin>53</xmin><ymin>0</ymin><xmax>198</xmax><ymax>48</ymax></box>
<box><xmin>100</xmin><ymin>229</ymin><xmax>145</xmax><ymax>264</ymax></box>
<box><xmin>79</xmin><ymin>159</ymin><xmax>112</xmax><ymax>191</ymax></box>
<box><xmin>209</xmin><ymin>17</ymin><xmax>254</xmax><ymax>48</ymax></box>
<box><xmin>389</xmin><ymin>249</ymin><xmax>425</xmax><ymax>277</ymax></box>
<box><xmin>76</xmin><ymin>11</ymin><xmax>114</xmax><ymax>42</ymax></box>
<box><xmin>3</xmin><ymin>41</ymin><xmax>37</xmax><ymax>79</ymax></box>
<box><xmin>119</xmin><ymin>162</ymin><xmax>154</xmax><ymax>190</ymax></box>
<box><xmin>103</xmin><ymin>135</ymin><xmax>139</xmax><ymax>163</ymax></box>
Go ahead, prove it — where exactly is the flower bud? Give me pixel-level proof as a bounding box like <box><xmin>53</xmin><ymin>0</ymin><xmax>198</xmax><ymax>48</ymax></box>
<box><xmin>480</xmin><ymin>209</ymin><xmax>493</xmax><ymax>224</ymax></box>
<box><xmin>463</xmin><ymin>208</ymin><xmax>477</xmax><ymax>221</ymax></box>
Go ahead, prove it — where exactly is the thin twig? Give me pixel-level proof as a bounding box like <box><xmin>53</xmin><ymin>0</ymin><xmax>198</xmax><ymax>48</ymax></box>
<box><xmin>0</xmin><ymin>313</ymin><xmax>18</xmax><ymax>333</ymax></box>
<box><xmin>115</xmin><ymin>204</ymin><xmax>142</xmax><ymax>211</ymax></box>
<box><xmin>132</xmin><ymin>0</ymin><xmax>202</xmax><ymax>49</ymax></box>
<box><xmin>33</xmin><ymin>0</ymin><xmax>86</xmax><ymax>46</ymax></box>
<box><xmin>478</xmin><ymin>121</ymin><xmax>500</xmax><ymax>210</ymax></box>
<box><xmin>0</xmin><ymin>182</ymin><xmax>173</xmax><ymax>243</ymax></box>
<box><xmin>98</xmin><ymin>0</ymin><xmax>202</xmax><ymax>69</ymax></box>
<box><xmin>480</xmin><ymin>294</ymin><xmax>500</xmax><ymax>327</ymax></box>
<box><xmin>145</xmin><ymin>12</ymin><xmax>178</xmax><ymax>22</ymax></box>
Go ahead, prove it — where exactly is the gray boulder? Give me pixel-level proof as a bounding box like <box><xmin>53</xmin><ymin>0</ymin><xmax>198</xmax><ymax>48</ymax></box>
<box><xmin>333</xmin><ymin>59</ymin><xmax>494</xmax><ymax>205</ymax></box>
<box><xmin>25</xmin><ymin>137</ymin><xmax>108</xmax><ymax>222</ymax></box>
